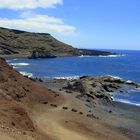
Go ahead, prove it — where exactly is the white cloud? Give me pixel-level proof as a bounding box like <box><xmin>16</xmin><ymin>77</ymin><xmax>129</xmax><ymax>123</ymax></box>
<box><xmin>0</xmin><ymin>0</ymin><xmax>77</xmax><ymax>36</ymax></box>
<box><xmin>0</xmin><ymin>0</ymin><xmax>63</xmax><ymax>10</ymax></box>
<box><xmin>0</xmin><ymin>12</ymin><xmax>76</xmax><ymax>35</ymax></box>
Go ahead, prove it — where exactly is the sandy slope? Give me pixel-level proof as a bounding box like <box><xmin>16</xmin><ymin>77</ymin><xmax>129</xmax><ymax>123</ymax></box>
<box><xmin>0</xmin><ymin>58</ymin><xmax>131</xmax><ymax>140</ymax></box>
<box><xmin>30</xmin><ymin>92</ymin><xmax>130</xmax><ymax>140</ymax></box>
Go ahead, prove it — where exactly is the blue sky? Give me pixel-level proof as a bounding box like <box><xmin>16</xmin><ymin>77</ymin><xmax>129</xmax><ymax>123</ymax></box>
<box><xmin>0</xmin><ymin>0</ymin><xmax>140</xmax><ymax>50</ymax></box>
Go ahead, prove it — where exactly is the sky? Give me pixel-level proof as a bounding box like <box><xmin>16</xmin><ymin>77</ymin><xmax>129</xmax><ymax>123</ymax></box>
<box><xmin>0</xmin><ymin>0</ymin><xmax>140</xmax><ymax>50</ymax></box>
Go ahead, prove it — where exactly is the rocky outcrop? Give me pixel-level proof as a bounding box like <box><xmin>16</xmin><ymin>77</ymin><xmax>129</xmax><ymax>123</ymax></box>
<box><xmin>0</xmin><ymin>27</ymin><xmax>116</xmax><ymax>58</ymax></box>
<box><xmin>79</xmin><ymin>49</ymin><xmax>116</xmax><ymax>56</ymax></box>
<box><xmin>64</xmin><ymin>76</ymin><xmax>140</xmax><ymax>104</ymax></box>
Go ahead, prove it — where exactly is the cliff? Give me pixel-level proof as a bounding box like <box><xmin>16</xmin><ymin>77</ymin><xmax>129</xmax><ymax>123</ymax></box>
<box><xmin>0</xmin><ymin>27</ymin><xmax>116</xmax><ymax>58</ymax></box>
<box><xmin>0</xmin><ymin>27</ymin><xmax>80</xmax><ymax>58</ymax></box>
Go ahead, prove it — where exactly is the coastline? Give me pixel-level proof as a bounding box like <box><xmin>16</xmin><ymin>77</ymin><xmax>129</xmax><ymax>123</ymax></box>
<box><xmin>0</xmin><ymin>54</ymin><xmax>29</xmax><ymax>59</ymax></box>
<box><xmin>0</xmin><ymin>22</ymin><xmax>139</xmax><ymax>140</ymax></box>
<box><xmin>7</xmin><ymin>57</ymin><xmax>140</xmax><ymax>107</ymax></box>
<box><xmin>0</xmin><ymin>52</ymin><xmax>118</xmax><ymax>59</ymax></box>
<box><xmin>5</xmin><ymin>56</ymin><xmax>140</xmax><ymax>107</ymax></box>
<box><xmin>33</xmin><ymin>77</ymin><xmax>140</xmax><ymax>140</ymax></box>
<box><xmin>33</xmin><ymin>77</ymin><xmax>140</xmax><ymax>105</ymax></box>
<box><xmin>0</xmin><ymin>57</ymin><xmax>140</xmax><ymax>140</ymax></box>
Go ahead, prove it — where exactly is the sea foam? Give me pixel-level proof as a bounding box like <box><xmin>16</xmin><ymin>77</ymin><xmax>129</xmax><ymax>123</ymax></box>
<box><xmin>107</xmin><ymin>75</ymin><xmax>122</xmax><ymax>80</ymax></box>
<box><xmin>126</xmin><ymin>80</ymin><xmax>133</xmax><ymax>84</ymax></box>
<box><xmin>79</xmin><ymin>54</ymin><xmax>126</xmax><ymax>58</ymax></box>
<box><xmin>79</xmin><ymin>55</ymin><xmax>94</xmax><ymax>58</ymax></box>
<box><xmin>19</xmin><ymin>71</ymin><xmax>33</xmax><ymax>78</ymax></box>
<box><xmin>54</xmin><ymin>76</ymin><xmax>80</xmax><ymax>80</ymax></box>
<box><xmin>10</xmin><ymin>63</ymin><xmax>30</xmax><ymax>66</ymax></box>
<box><xmin>13</xmin><ymin>58</ymin><xmax>18</xmax><ymax>61</ymax></box>
<box><xmin>99</xmin><ymin>54</ymin><xmax>126</xmax><ymax>58</ymax></box>
<box><xmin>113</xmin><ymin>98</ymin><xmax>140</xmax><ymax>106</ymax></box>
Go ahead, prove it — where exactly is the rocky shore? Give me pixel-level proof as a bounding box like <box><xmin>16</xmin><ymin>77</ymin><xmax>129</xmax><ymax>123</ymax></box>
<box><xmin>32</xmin><ymin>75</ymin><xmax>140</xmax><ymax>105</ymax></box>
<box><xmin>63</xmin><ymin>76</ymin><xmax>140</xmax><ymax>103</ymax></box>
<box><xmin>0</xmin><ymin>57</ymin><xmax>140</xmax><ymax>140</ymax></box>
<box><xmin>33</xmin><ymin>76</ymin><xmax>140</xmax><ymax>140</ymax></box>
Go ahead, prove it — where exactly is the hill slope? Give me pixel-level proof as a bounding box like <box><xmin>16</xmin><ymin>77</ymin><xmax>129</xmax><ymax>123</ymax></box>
<box><xmin>0</xmin><ymin>27</ymin><xmax>115</xmax><ymax>58</ymax></box>
<box><xmin>0</xmin><ymin>27</ymin><xmax>80</xmax><ymax>58</ymax></box>
<box><xmin>0</xmin><ymin>58</ymin><xmax>131</xmax><ymax>140</ymax></box>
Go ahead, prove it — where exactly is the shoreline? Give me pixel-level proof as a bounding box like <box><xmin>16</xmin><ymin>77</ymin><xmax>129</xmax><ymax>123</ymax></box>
<box><xmin>33</xmin><ymin>77</ymin><xmax>140</xmax><ymax>140</ymax></box>
<box><xmin>0</xmin><ymin>48</ymin><xmax>119</xmax><ymax>60</ymax></box>
<box><xmin>0</xmin><ymin>54</ymin><xmax>29</xmax><ymax>59</ymax></box>
<box><xmin>1</xmin><ymin>52</ymin><xmax>123</xmax><ymax>60</ymax></box>
<box><xmin>113</xmin><ymin>98</ymin><xmax>140</xmax><ymax>107</ymax></box>
<box><xmin>0</xmin><ymin>57</ymin><xmax>140</xmax><ymax>140</ymax></box>
<box><xmin>27</xmin><ymin>75</ymin><xmax>140</xmax><ymax>107</ymax></box>
<box><xmin>5</xmin><ymin>58</ymin><xmax>140</xmax><ymax>107</ymax></box>
<box><xmin>31</xmin><ymin>76</ymin><xmax>140</xmax><ymax>108</ymax></box>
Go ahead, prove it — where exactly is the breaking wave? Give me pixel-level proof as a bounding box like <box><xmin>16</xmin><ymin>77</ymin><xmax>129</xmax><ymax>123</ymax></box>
<box><xmin>79</xmin><ymin>54</ymin><xmax>126</xmax><ymax>58</ymax></box>
<box><xmin>10</xmin><ymin>63</ymin><xmax>30</xmax><ymax>66</ymax></box>
<box><xmin>113</xmin><ymin>98</ymin><xmax>140</xmax><ymax>106</ymax></box>
<box><xmin>19</xmin><ymin>71</ymin><xmax>33</xmax><ymax>78</ymax></box>
<box><xmin>98</xmin><ymin>54</ymin><xmax>126</xmax><ymax>58</ymax></box>
<box><xmin>54</xmin><ymin>76</ymin><xmax>80</xmax><ymax>80</ymax></box>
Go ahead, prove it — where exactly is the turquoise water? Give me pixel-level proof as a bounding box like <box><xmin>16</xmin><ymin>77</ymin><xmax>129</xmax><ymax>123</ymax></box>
<box><xmin>7</xmin><ymin>50</ymin><xmax>140</xmax><ymax>106</ymax></box>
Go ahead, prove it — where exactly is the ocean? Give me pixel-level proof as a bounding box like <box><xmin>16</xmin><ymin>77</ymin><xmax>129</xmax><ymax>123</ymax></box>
<box><xmin>7</xmin><ymin>50</ymin><xmax>140</xmax><ymax>106</ymax></box>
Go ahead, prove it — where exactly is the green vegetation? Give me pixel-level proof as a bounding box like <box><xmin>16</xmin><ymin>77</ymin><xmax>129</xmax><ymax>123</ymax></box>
<box><xmin>0</xmin><ymin>27</ymin><xmax>80</xmax><ymax>58</ymax></box>
<box><xmin>0</xmin><ymin>27</ymin><xmax>116</xmax><ymax>58</ymax></box>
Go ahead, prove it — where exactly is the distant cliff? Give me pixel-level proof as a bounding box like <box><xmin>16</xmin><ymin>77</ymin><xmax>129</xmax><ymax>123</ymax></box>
<box><xmin>0</xmin><ymin>27</ymin><xmax>116</xmax><ymax>58</ymax></box>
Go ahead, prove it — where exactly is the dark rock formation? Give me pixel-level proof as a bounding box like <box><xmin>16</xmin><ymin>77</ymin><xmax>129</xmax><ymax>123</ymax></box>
<box><xmin>79</xmin><ymin>49</ymin><xmax>117</xmax><ymax>56</ymax></box>
<box><xmin>64</xmin><ymin>76</ymin><xmax>140</xmax><ymax>104</ymax></box>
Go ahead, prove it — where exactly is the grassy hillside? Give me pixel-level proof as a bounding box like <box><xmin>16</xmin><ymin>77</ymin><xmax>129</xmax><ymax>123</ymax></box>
<box><xmin>0</xmin><ymin>27</ymin><xmax>80</xmax><ymax>58</ymax></box>
<box><xmin>0</xmin><ymin>27</ymin><xmax>116</xmax><ymax>58</ymax></box>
